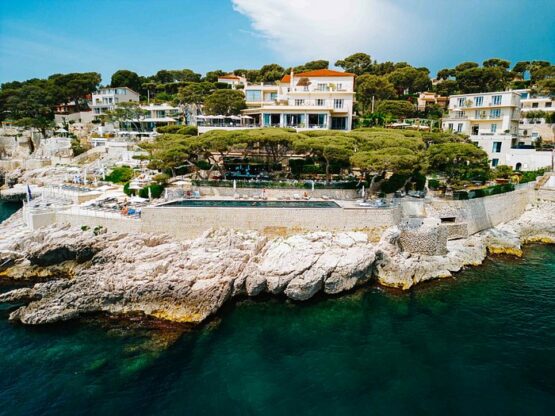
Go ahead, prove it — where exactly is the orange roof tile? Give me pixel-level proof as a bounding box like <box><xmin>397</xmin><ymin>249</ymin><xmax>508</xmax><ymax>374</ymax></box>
<box><xmin>219</xmin><ymin>74</ymin><xmax>240</xmax><ymax>80</ymax></box>
<box><xmin>280</xmin><ymin>69</ymin><xmax>355</xmax><ymax>83</ymax></box>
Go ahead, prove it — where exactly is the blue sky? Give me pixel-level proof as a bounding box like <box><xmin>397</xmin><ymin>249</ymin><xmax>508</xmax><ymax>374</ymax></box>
<box><xmin>1</xmin><ymin>0</ymin><xmax>554</xmax><ymax>84</ymax></box>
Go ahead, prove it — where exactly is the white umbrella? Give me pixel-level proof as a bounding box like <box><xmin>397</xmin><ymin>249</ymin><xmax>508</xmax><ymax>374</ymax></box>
<box><xmin>241</xmin><ymin>115</ymin><xmax>253</xmax><ymax>119</ymax></box>
<box><xmin>233</xmin><ymin>179</ymin><xmax>237</xmax><ymax>192</ymax></box>
<box><xmin>229</xmin><ymin>115</ymin><xmax>241</xmax><ymax>120</ymax></box>
<box><xmin>148</xmin><ymin>187</ymin><xmax>153</xmax><ymax>201</ymax></box>
<box><xmin>55</xmin><ymin>128</ymin><xmax>68</xmax><ymax>133</ymax></box>
<box><xmin>130</xmin><ymin>196</ymin><xmax>147</xmax><ymax>203</ymax></box>
<box><xmin>83</xmin><ymin>168</ymin><xmax>88</xmax><ymax>185</ymax></box>
<box><xmin>311</xmin><ymin>180</ymin><xmax>315</xmax><ymax>191</ymax></box>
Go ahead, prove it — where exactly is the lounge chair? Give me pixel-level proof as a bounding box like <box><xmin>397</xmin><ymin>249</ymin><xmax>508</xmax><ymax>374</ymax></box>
<box><xmin>293</xmin><ymin>193</ymin><xmax>301</xmax><ymax>200</ymax></box>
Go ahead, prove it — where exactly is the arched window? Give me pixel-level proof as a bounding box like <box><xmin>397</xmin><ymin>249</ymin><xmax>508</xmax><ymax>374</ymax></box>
<box><xmin>515</xmin><ymin>162</ymin><xmax>522</xmax><ymax>171</ymax></box>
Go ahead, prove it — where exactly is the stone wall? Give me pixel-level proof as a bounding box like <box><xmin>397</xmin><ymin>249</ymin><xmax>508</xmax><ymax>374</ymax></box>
<box><xmin>398</xmin><ymin>218</ymin><xmax>448</xmax><ymax>255</ymax></box>
<box><xmin>141</xmin><ymin>205</ymin><xmax>401</xmax><ymax>240</ymax></box>
<box><xmin>56</xmin><ymin>212</ymin><xmax>142</xmax><ymax>234</ymax></box>
<box><xmin>429</xmin><ymin>187</ymin><xmax>533</xmax><ymax>235</ymax></box>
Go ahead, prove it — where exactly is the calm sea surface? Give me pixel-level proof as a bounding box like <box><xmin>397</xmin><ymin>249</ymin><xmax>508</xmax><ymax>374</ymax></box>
<box><xmin>1</xmin><ymin>201</ymin><xmax>554</xmax><ymax>415</ymax></box>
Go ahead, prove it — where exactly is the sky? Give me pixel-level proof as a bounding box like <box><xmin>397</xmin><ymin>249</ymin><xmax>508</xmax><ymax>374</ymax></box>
<box><xmin>1</xmin><ymin>0</ymin><xmax>554</xmax><ymax>84</ymax></box>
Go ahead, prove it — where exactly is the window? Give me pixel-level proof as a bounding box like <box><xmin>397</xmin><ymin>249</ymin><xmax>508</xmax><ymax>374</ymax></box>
<box><xmin>448</xmin><ymin>123</ymin><xmax>454</xmax><ymax>131</ymax></box>
<box><xmin>457</xmin><ymin>98</ymin><xmax>465</xmax><ymax>107</ymax></box>
<box><xmin>317</xmin><ymin>83</ymin><xmax>327</xmax><ymax>91</ymax></box>
<box><xmin>492</xmin><ymin>142</ymin><xmax>502</xmax><ymax>153</ymax></box>
<box><xmin>474</xmin><ymin>96</ymin><xmax>483</xmax><ymax>106</ymax></box>
<box><xmin>532</xmin><ymin>102</ymin><xmax>539</xmax><ymax>108</ymax></box>
<box><xmin>456</xmin><ymin>123</ymin><xmax>463</xmax><ymax>132</ymax></box>
<box><xmin>490</xmin><ymin>109</ymin><xmax>501</xmax><ymax>118</ymax></box>
<box><xmin>295</xmin><ymin>99</ymin><xmax>305</xmax><ymax>106</ymax></box>
<box><xmin>245</xmin><ymin>90</ymin><xmax>262</xmax><ymax>102</ymax></box>
<box><xmin>491</xmin><ymin>124</ymin><xmax>497</xmax><ymax>133</ymax></box>
<box><xmin>316</xmin><ymin>99</ymin><xmax>325</xmax><ymax>106</ymax></box>
<box><xmin>456</xmin><ymin>111</ymin><xmax>465</xmax><ymax>118</ymax></box>
<box><xmin>336</xmin><ymin>83</ymin><xmax>343</xmax><ymax>91</ymax></box>
<box><xmin>546</xmin><ymin>102</ymin><xmax>552</xmax><ymax>108</ymax></box>
<box><xmin>471</xmin><ymin>125</ymin><xmax>479</xmax><ymax>135</ymax></box>
<box><xmin>491</xmin><ymin>158</ymin><xmax>499</xmax><ymax>167</ymax></box>
<box><xmin>492</xmin><ymin>95</ymin><xmax>502</xmax><ymax>105</ymax></box>
<box><xmin>333</xmin><ymin>99</ymin><xmax>344</xmax><ymax>109</ymax></box>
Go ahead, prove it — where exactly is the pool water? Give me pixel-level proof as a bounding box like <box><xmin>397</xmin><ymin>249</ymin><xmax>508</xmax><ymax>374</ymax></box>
<box><xmin>161</xmin><ymin>199</ymin><xmax>340</xmax><ymax>208</ymax></box>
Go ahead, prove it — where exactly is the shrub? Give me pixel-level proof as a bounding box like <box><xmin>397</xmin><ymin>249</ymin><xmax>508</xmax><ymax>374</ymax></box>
<box><xmin>380</xmin><ymin>173</ymin><xmax>408</xmax><ymax>194</ymax></box>
<box><xmin>177</xmin><ymin>126</ymin><xmax>198</xmax><ymax>135</ymax></box>
<box><xmin>156</xmin><ymin>125</ymin><xmax>181</xmax><ymax>134</ymax></box>
<box><xmin>138</xmin><ymin>184</ymin><xmax>164</xmax><ymax>199</ymax></box>
<box><xmin>428</xmin><ymin>179</ymin><xmax>440</xmax><ymax>190</ymax></box>
<box><xmin>105</xmin><ymin>166</ymin><xmax>134</xmax><ymax>184</ymax></box>
<box><xmin>302</xmin><ymin>164</ymin><xmax>324</xmax><ymax>174</ymax></box>
<box><xmin>123</xmin><ymin>182</ymin><xmax>132</xmax><ymax>196</ymax></box>
<box><xmin>412</xmin><ymin>172</ymin><xmax>427</xmax><ymax>191</ymax></box>
<box><xmin>288</xmin><ymin>159</ymin><xmax>306</xmax><ymax>178</ymax></box>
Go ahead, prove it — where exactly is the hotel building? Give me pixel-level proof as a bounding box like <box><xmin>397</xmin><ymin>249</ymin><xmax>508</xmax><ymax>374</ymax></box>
<box><xmin>241</xmin><ymin>69</ymin><xmax>355</xmax><ymax>131</ymax></box>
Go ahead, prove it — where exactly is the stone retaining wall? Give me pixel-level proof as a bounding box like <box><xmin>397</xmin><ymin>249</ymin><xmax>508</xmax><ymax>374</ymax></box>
<box><xmin>429</xmin><ymin>187</ymin><xmax>533</xmax><ymax>235</ymax></box>
<box><xmin>56</xmin><ymin>212</ymin><xmax>142</xmax><ymax>234</ymax></box>
<box><xmin>141</xmin><ymin>205</ymin><xmax>401</xmax><ymax>240</ymax></box>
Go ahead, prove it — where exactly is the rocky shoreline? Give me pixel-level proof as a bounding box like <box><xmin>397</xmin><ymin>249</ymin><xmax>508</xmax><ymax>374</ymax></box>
<box><xmin>0</xmin><ymin>201</ymin><xmax>553</xmax><ymax>326</ymax></box>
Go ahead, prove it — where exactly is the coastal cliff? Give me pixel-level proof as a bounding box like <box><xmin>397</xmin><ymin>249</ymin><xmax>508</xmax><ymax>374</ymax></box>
<box><xmin>1</xmin><ymin>201</ymin><xmax>553</xmax><ymax>326</ymax></box>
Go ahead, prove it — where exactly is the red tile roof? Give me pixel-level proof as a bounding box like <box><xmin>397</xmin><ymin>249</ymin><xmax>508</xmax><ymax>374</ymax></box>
<box><xmin>219</xmin><ymin>74</ymin><xmax>241</xmax><ymax>80</ymax></box>
<box><xmin>280</xmin><ymin>69</ymin><xmax>355</xmax><ymax>83</ymax></box>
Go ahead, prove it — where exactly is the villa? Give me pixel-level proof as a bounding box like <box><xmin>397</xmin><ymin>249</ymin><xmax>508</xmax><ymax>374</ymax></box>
<box><xmin>442</xmin><ymin>91</ymin><xmax>552</xmax><ymax>171</ymax></box>
<box><xmin>217</xmin><ymin>74</ymin><xmax>247</xmax><ymax>89</ymax></box>
<box><xmin>120</xmin><ymin>103</ymin><xmax>181</xmax><ymax>133</ymax></box>
<box><xmin>90</xmin><ymin>87</ymin><xmax>140</xmax><ymax>117</ymax></box>
<box><xmin>242</xmin><ymin>69</ymin><xmax>355</xmax><ymax>131</ymax></box>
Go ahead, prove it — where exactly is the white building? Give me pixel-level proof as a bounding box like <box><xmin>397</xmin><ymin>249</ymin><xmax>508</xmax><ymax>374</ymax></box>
<box><xmin>91</xmin><ymin>87</ymin><xmax>140</xmax><ymax>117</ymax></box>
<box><xmin>518</xmin><ymin>92</ymin><xmax>555</xmax><ymax>143</ymax></box>
<box><xmin>242</xmin><ymin>69</ymin><xmax>355</xmax><ymax>131</ymax></box>
<box><xmin>217</xmin><ymin>74</ymin><xmax>246</xmax><ymax>89</ymax></box>
<box><xmin>125</xmin><ymin>103</ymin><xmax>181</xmax><ymax>132</ymax></box>
<box><xmin>442</xmin><ymin>91</ymin><xmax>522</xmax><ymax>167</ymax></box>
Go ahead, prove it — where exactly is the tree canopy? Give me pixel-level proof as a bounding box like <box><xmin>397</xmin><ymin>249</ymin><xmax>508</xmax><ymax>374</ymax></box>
<box><xmin>203</xmin><ymin>89</ymin><xmax>246</xmax><ymax>115</ymax></box>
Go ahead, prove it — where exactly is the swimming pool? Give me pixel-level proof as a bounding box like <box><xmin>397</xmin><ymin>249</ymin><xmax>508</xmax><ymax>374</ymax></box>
<box><xmin>160</xmin><ymin>199</ymin><xmax>340</xmax><ymax>208</ymax></box>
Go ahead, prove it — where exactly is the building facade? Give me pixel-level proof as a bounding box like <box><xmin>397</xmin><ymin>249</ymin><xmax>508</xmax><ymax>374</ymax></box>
<box><xmin>442</xmin><ymin>91</ymin><xmax>522</xmax><ymax>167</ymax></box>
<box><xmin>217</xmin><ymin>74</ymin><xmax>247</xmax><ymax>89</ymax></box>
<box><xmin>416</xmin><ymin>92</ymin><xmax>448</xmax><ymax>112</ymax></box>
<box><xmin>242</xmin><ymin>69</ymin><xmax>355</xmax><ymax>131</ymax></box>
<box><xmin>519</xmin><ymin>92</ymin><xmax>555</xmax><ymax>143</ymax></box>
<box><xmin>91</xmin><ymin>87</ymin><xmax>140</xmax><ymax>117</ymax></box>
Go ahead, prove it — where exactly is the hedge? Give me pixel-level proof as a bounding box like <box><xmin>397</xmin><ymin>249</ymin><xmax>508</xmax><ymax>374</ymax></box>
<box><xmin>453</xmin><ymin>183</ymin><xmax>515</xmax><ymax>200</ymax></box>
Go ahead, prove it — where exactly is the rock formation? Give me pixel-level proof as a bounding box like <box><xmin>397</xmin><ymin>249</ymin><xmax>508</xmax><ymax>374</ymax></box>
<box><xmin>0</xmin><ymin>202</ymin><xmax>553</xmax><ymax>326</ymax></box>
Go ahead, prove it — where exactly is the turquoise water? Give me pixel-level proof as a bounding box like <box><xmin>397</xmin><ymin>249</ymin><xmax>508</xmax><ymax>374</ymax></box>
<box><xmin>0</xmin><ymin>200</ymin><xmax>21</xmax><ymax>223</ymax></box>
<box><xmin>1</xmin><ymin>202</ymin><xmax>554</xmax><ymax>415</ymax></box>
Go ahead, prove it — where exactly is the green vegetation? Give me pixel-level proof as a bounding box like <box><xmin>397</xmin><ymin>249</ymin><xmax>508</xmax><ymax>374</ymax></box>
<box><xmin>453</xmin><ymin>183</ymin><xmax>515</xmax><ymax>200</ymax></box>
<box><xmin>137</xmin><ymin>127</ymin><xmax>486</xmax><ymax>195</ymax></box>
<box><xmin>520</xmin><ymin>168</ymin><xmax>549</xmax><ymax>184</ymax></box>
<box><xmin>104</xmin><ymin>166</ymin><xmax>135</xmax><ymax>184</ymax></box>
<box><xmin>203</xmin><ymin>89</ymin><xmax>246</xmax><ymax>115</ymax></box>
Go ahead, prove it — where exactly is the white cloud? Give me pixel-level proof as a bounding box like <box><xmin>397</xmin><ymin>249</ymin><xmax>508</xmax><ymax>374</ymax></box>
<box><xmin>231</xmin><ymin>0</ymin><xmax>419</xmax><ymax>64</ymax></box>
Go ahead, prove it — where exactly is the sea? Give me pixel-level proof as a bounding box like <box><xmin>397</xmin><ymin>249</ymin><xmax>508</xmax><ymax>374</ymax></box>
<box><xmin>1</xmin><ymin>200</ymin><xmax>554</xmax><ymax>415</ymax></box>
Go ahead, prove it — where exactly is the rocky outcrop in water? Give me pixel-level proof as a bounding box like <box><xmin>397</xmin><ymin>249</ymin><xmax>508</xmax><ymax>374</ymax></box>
<box><xmin>0</xmin><ymin>202</ymin><xmax>553</xmax><ymax>325</ymax></box>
